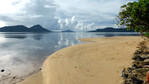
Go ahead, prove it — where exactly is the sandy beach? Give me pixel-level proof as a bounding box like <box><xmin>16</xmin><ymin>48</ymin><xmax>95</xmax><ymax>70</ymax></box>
<box><xmin>19</xmin><ymin>36</ymin><xmax>143</xmax><ymax>84</ymax></box>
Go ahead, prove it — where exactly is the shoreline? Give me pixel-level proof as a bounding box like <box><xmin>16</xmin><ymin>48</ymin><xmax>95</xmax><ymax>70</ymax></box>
<box><xmin>19</xmin><ymin>36</ymin><xmax>143</xmax><ymax>84</ymax></box>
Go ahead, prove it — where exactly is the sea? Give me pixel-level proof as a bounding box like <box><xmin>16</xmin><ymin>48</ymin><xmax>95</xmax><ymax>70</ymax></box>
<box><xmin>0</xmin><ymin>32</ymin><xmax>139</xmax><ymax>83</ymax></box>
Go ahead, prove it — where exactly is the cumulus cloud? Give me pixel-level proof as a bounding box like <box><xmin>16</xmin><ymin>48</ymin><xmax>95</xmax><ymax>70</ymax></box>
<box><xmin>58</xmin><ymin>16</ymin><xmax>78</xmax><ymax>30</ymax></box>
<box><xmin>57</xmin><ymin>16</ymin><xmax>96</xmax><ymax>31</ymax></box>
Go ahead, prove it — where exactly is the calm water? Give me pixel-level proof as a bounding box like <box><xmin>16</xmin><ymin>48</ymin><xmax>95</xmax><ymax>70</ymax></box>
<box><xmin>0</xmin><ymin>32</ymin><xmax>139</xmax><ymax>83</ymax></box>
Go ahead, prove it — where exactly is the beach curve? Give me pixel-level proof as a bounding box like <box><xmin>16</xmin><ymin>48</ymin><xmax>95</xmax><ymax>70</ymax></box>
<box><xmin>19</xmin><ymin>36</ymin><xmax>143</xmax><ymax>84</ymax></box>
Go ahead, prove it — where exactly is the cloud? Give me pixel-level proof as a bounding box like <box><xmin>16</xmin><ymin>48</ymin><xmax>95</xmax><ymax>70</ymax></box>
<box><xmin>55</xmin><ymin>0</ymin><xmax>137</xmax><ymax>30</ymax></box>
<box><xmin>57</xmin><ymin>16</ymin><xmax>96</xmax><ymax>31</ymax></box>
<box><xmin>0</xmin><ymin>0</ymin><xmax>60</xmax><ymax>30</ymax></box>
<box><xmin>0</xmin><ymin>0</ymin><xmax>137</xmax><ymax>31</ymax></box>
<box><xmin>58</xmin><ymin>16</ymin><xmax>78</xmax><ymax>30</ymax></box>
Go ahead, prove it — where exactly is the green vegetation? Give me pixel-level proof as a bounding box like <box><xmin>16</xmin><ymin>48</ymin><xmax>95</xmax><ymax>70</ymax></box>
<box><xmin>117</xmin><ymin>0</ymin><xmax>149</xmax><ymax>37</ymax></box>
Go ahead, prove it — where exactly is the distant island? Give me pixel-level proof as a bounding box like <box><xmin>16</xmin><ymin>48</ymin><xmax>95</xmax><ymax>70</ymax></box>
<box><xmin>0</xmin><ymin>24</ymin><xmax>51</xmax><ymax>32</ymax></box>
<box><xmin>62</xmin><ymin>30</ymin><xmax>74</xmax><ymax>32</ymax></box>
<box><xmin>89</xmin><ymin>27</ymin><xmax>135</xmax><ymax>32</ymax></box>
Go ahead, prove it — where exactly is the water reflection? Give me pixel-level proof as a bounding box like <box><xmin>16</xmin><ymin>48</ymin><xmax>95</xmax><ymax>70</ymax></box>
<box><xmin>0</xmin><ymin>32</ymin><xmax>140</xmax><ymax>83</ymax></box>
<box><xmin>31</xmin><ymin>34</ymin><xmax>43</xmax><ymax>40</ymax></box>
<box><xmin>5</xmin><ymin>34</ymin><xmax>27</xmax><ymax>39</ymax></box>
<box><xmin>4</xmin><ymin>33</ymin><xmax>44</xmax><ymax>40</ymax></box>
<box><xmin>94</xmin><ymin>32</ymin><xmax>140</xmax><ymax>37</ymax></box>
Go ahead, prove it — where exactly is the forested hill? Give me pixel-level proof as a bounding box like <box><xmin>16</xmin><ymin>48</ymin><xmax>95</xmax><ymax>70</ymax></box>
<box><xmin>0</xmin><ymin>24</ymin><xmax>51</xmax><ymax>32</ymax></box>
<box><xmin>89</xmin><ymin>27</ymin><xmax>135</xmax><ymax>32</ymax></box>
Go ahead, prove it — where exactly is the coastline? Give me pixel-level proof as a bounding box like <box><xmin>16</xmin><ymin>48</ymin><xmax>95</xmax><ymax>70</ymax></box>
<box><xmin>19</xmin><ymin>36</ymin><xmax>143</xmax><ymax>84</ymax></box>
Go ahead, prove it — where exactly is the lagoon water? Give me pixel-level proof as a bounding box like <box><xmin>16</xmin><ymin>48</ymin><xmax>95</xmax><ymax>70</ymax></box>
<box><xmin>0</xmin><ymin>32</ymin><xmax>139</xmax><ymax>83</ymax></box>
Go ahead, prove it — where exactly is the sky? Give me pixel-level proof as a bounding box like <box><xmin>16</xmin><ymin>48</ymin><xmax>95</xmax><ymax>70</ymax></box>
<box><xmin>0</xmin><ymin>0</ymin><xmax>137</xmax><ymax>31</ymax></box>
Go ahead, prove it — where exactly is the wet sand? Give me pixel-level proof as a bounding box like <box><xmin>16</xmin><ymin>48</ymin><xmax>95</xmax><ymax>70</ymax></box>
<box><xmin>19</xmin><ymin>36</ymin><xmax>143</xmax><ymax>84</ymax></box>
